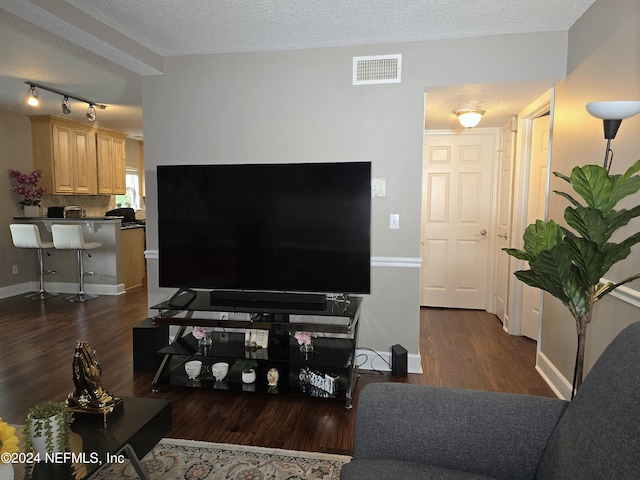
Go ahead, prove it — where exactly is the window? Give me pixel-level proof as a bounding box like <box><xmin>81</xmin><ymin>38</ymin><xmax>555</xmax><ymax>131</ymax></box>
<box><xmin>115</xmin><ymin>167</ymin><xmax>141</xmax><ymax>209</ymax></box>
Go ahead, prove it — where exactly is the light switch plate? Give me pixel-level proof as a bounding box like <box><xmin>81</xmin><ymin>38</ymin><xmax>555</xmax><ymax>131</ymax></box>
<box><xmin>390</xmin><ymin>213</ymin><xmax>400</xmax><ymax>229</ymax></box>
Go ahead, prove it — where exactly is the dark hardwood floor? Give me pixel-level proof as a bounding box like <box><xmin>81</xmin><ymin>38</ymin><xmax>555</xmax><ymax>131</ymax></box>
<box><xmin>0</xmin><ymin>286</ymin><xmax>554</xmax><ymax>456</ymax></box>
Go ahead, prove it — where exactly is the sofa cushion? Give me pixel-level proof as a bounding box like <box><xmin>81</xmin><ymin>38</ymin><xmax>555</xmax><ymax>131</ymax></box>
<box><xmin>536</xmin><ymin>321</ymin><xmax>640</xmax><ymax>479</ymax></box>
<box><xmin>340</xmin><ymin>458</ymin><xmax>498</xmax><ymax>480</ymax></box>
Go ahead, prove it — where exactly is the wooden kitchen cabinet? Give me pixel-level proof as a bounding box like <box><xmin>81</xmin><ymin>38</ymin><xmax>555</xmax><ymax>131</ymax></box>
<box><xmin>29</xmin><ymin>115</ymin><xmax>98</xmax><ymax>194</ymax></box>
<box><xmin>97</xmin><ymin>129</ymin><xmax>127</xmax><ymax>194</ymax></box>
<box><xmin>121</xmin><ymin>227</ymin><xmax>146</xmax><ymax>289</ymax></box>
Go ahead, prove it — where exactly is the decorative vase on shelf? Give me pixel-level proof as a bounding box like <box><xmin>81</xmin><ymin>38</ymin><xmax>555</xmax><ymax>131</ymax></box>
<box><xmin>267</xmin><ymin>367</ymin><xmax>279</xmax><ymax>387</ymax></box>
<box><xmin>198</xmin><ymin>332</ymin><xmax>212</xmax><ymax>347</ymax></box>
<box><xmin>23</xmin><ymin>205</ymin><xmax>40</xmax><ymax>218</ymax></box>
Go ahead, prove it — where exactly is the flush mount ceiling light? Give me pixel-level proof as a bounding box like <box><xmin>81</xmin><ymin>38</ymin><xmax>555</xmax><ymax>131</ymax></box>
<box><xmin>24</xmin><ymin>81</ymin><xmax>107</xmax><ymax>122</ymax></box>
<box><xmin>62</xmin><ymin>96</ymin><xmax>71</xmax><ymax>115</ymax></box>
<box><xmin>27</xmin><ymin>85</ymin><xmax>39</xmax><ymax>106</ymax></box>
<box><xmin>456</xmin><ymin>109</ymin><xmax>485</xmax><ymax>128</ymax></box>
<box><xmin>586</xmin><ymin>100</ymin><xmax>640</xmax><ymax>171</ymax></box>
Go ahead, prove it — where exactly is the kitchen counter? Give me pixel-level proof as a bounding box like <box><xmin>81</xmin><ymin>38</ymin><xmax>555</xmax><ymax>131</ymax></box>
<box><xmin>13</xmin><ymin>217</ymin><xmax>126</xmax><ymax>295</ymax></box>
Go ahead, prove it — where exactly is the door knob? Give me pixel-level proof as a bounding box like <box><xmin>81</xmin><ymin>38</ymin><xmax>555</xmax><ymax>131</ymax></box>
<box><xmin>475</xmin><ymin>229</ymin><xmax>487</xmax><ymax>236</ymax></box>
<box><xmin>497</xmin><ymin>233</ymin><xmax>508</xmax><ymax>239</ymax></box>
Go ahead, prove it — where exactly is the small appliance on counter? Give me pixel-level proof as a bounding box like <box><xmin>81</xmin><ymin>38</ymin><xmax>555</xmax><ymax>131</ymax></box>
<box><xmin>64</xmin><ymin>206</ymin><xmax>86</xmax><ymax>218</ymax></box>
<box><xmin>47</xmin><ymin>206</ymin><xmax>65</xmax><ymax>218</ymax></box>
<box><xmin>105</xmin><ymin>207</ymin><xmax>145</xmax><ymax>227</ymax></box>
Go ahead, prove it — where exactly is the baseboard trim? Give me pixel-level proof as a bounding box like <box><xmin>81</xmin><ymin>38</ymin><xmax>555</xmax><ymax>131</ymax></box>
<box><xmin>5</xmin><ymin>281</ymin><xmax>125</xmax><ymax>297</ymax></box>
<box><xmin>356</xmin><ymin>348</ymin><xmax>423</xmax><ymax>374</ymax></box>
<box><xmin>536</xmin><ymin>350</ymin><xmax>572</xmax><ymax>400</ymax></box>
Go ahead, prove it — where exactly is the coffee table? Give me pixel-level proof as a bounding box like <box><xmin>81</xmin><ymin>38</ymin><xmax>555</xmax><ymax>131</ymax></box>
<box><xmin>16</xmin><ymin>397</ymin><xmax>172</xmax><ymax>480</ymax></box>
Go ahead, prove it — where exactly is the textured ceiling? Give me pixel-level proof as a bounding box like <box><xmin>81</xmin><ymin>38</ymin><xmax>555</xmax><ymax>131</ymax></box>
<box><xmin>0</xmin><ymin>0</ymin><xmax>597</xmax><ymax>137</ymax></box>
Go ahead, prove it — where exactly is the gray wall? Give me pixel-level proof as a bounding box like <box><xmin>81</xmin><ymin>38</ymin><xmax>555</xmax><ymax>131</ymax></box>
<box><xmin>540</xmin><ymin>0</ymin><xmax>640</xmax><ymax>387</ymax></box>
<box><xmin>142</xmin><ymin>31</ymin><xmax>568</xmax><ymax>353</ymax></box>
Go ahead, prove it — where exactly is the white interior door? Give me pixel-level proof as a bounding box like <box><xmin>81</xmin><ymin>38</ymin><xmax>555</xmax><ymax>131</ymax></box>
<box><xmin>521</xmin><ymin>115</ymin><xmax>551</xmax><ymax>340</ymax></box>
<box><xmin>495</xmin><ymin>120</ymin><xmax>517</xmax><ymax>324</ymax></box>
<box><xmin>420</xmin><ymin>130</ymin><xmax>497</xmax><ymax>309</ymax></box>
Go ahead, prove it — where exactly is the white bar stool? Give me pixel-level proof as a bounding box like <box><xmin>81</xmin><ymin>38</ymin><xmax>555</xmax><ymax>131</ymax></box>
<box><xmin>51</xmin><ymin>224</ymin><xmax>102</xmax><ymax>302</ymax></box>
<box><xmin>9</xmin><ymin>224</ymin><xmax>58</xmax><ymax>300</ymax></box>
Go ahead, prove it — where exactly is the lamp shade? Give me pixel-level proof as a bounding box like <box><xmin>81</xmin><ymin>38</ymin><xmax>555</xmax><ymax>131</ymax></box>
<box><xmin>456</xmin><ymin>109</ymin><xmax>484</xmax><ymax>128</ymax></box>
<box><xmin>585</xmin><ymin>101</ymin><xmax>640</xmax><ymax>120</ymax></box>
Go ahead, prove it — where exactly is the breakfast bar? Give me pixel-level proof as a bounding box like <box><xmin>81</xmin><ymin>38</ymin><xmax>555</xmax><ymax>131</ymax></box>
<box><xmin>13</xmin><ymin>217</ymin><xmax>128</xmax><ymax>296</ymax></box>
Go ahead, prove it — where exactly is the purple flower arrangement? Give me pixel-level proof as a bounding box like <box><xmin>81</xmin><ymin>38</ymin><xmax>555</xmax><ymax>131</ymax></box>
<box><xmin>8</xmin><ymin>169</ymin><xmax>44</xmax><ymax>206</ymax></box>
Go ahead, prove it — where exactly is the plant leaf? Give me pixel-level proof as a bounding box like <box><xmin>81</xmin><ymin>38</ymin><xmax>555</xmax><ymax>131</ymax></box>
<box><xmin>529</xmin><ymin>243</ymin><xmax>573</xmax><ymax>288</ymax></box>
<box><xmin>522</xmin><ymin>220</ymin><xmax>564</xmax><ymax>258</ymax></box>
<box><xmin>514</xmin><ymin>270</ymin><xmax>570</xmax><ymax>304</ymax></box>
<box><xmin>502</xmin><ymin>247</ymin><xmax>534</xmax><ymax>262</ymax></box>
<box><xmin>594</xmin><ymin>273</ymin><xmax>640</xmax><ymax>301</ymax></box>
<box><xmin>567</xmin><ymin>237</ymin><xmax>604</xmax><ymax>286</ymax></box>
<box><xmin>608</xmin><ymin>159</ymin><xmax>640</xmax><ymax>208</ymax></box>
<box><xmin>565</xmin><ymin>275</ymin><xmax>590</xmax><ymax>318</ymax></box>
<box><xmin>554</xmin><ymin>190</ymin><xmax>582</xmax><ymax>208</ymax></box>
<box><xmin>569</xmin><ymin>164</ymin><xmax>614</xmax><ymax>212</ymax></box>
<box><xmin>601</xmin><ymin>231</ymin><xmax>640</xmax><ymax>273</ymax></box>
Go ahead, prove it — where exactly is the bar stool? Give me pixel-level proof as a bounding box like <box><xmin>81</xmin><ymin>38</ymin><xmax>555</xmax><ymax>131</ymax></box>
<box><xmin>9</xmin><ymin>224</ymin><xmax>58</xmax><ymax>300</ymax></box>
<box><xmin>51</xmin><ymin>224</ymin><xmax>102</xmax><ymax>302</ymax></box>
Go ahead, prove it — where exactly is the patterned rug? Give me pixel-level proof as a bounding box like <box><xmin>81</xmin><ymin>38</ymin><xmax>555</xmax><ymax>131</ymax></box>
<box><xmin>91</xmin><ymin>438</ymin><xmax>351</xmax><ymax>479</ymax></box>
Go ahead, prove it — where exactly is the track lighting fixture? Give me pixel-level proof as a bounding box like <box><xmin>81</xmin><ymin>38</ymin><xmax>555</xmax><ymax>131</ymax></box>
<box><xmin>24</xmin><ymin>81</ymin><xmax>107</xmax><ymax>123</ymax></box>
<box><xmin>86</xmin><ymin>104</ymin><xmax>96</xmax><ymax>122</ymax></box>
<box><xmin>27</xmin><ymin>85</ymin><xmax>39</xmax><ymax>106</ymax></box>
<box><xmin>62</xmin><ymin>96</ymin><xmax>71</xmax><ymax>115</ymax></box>
<box><xmin>456</xmin><ymin>109</ymin><xmax>485</xmax><ymax>128</ymax></box>
<box><xmin>585</xmin><ymin>101</ymin><xmax>640</xmax><ymax>171</ymax></box>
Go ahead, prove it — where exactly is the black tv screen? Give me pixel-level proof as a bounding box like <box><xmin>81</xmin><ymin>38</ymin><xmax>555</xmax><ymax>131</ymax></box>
<box><xmin>157</xmin><ymin>162</ymin><xmax>371</xmax><ymax>295</ymax></box>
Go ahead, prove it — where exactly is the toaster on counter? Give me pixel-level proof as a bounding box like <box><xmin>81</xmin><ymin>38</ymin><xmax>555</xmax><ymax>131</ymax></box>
<box><xmin>64</xmin><ymin>206</ymin><xmax>86</xmax><ymax>218</ymax></box>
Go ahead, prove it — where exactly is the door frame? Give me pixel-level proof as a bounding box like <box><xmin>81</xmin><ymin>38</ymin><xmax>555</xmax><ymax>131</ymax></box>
<box><xmin>506</xmin><ymin>88</ymin><xmax>555</xmax><ymax>338</ymax></box>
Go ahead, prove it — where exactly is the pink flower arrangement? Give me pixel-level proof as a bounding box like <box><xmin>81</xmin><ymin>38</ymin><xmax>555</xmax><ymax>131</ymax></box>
<box><xmin>294</xmin><ymin>331</ymin><xmax>316</xmax><ymax>346</ymax></box>
<box><xmin>192</xmin><ymin>326</ymin><xmax>215</xmax><ymax>339</ymax></box>
<box><xmin>8</xmin><ymin>169</ymin><xmax>44</xmax><ymax>206</ymax></box>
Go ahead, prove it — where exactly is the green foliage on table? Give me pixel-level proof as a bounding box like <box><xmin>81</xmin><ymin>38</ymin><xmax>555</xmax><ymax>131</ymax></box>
<box><xmin>231</xmin><ymin>359</ymin><xmax>258</xmax><ymax>373</ymax></box>
<box><xmin>23</xmin><ymin>401</ymin><xmax>74</xmax><ymax>455</ymax></box>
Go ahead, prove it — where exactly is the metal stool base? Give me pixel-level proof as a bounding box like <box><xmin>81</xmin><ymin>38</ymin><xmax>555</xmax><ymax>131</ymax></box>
<box><xmin>66</xmin><ymin>292</ymin><xmax>98</xmax><ymax>302</ymax></box>
<box><xmin>25</xmin><ymin>291</ymin><xmax>59</xmax><ymax>300</ymax></box>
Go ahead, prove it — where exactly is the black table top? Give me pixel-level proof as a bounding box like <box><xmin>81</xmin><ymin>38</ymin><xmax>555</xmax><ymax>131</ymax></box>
<box><xmin>17</xmin><ymin>396</ymin><xmax>172</xmax><ymax>480</ymax></box>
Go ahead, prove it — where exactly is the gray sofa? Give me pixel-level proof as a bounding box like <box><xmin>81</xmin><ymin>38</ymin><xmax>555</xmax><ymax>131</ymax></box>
<box><xmin>341</xmin><ymin>321</ymin><xmax>640</xmax><ymax>479</ymax></box>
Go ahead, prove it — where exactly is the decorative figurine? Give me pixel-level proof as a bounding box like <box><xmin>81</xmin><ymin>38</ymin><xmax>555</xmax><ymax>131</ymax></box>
<box><xmin>267</xmin><ymin>367</ymin><xmax>279</xmax><ymax>387</ymax></box>
<box><xmin>66</xmin><ymin>341</ymin><xmax>122</xmax><ymax>416</ymax></box>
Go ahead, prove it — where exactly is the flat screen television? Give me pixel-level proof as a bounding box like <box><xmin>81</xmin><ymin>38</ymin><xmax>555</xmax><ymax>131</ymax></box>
<box><xmin>157</xmin><ymin>162</ymin><xmax>371</xmax><ymax>302</ymax></box>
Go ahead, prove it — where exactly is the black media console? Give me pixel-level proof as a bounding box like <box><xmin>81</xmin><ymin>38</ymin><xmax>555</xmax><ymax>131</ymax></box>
<box><xmin>150</xmin><ymin>290</ymin><xmax>362</xmax><ymax>408</ymax></box>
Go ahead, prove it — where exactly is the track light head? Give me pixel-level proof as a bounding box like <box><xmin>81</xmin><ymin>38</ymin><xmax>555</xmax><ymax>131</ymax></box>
<box><xmin>27</xmin><ymin>85</ymin><xmax>39</xmax><ymax>107</ymax></box>
<box><xmin>86</xmin><ymin>104</ymin><xmax>96</xmax><ymax>122</ymax></box>
<box><xmin>62</xmin><ymin>96</ymin><xmax>71</xmax><ymax>115</ymax></box>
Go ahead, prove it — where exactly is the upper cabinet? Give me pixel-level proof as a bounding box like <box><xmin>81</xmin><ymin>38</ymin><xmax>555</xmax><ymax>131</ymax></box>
<box><xmin>29</xmin><ymin>115</ymin><xmax>127</xmax><ymax>196</ymax></box>
<box><xmin>30</xmin><ymin>115</ymin><xmax>97</xmax><ymax>194</ymax></box>
<box><xmin>97</xmin><ymin>130</ymin><xmax>127</xmax><ymax>195</ymax></box>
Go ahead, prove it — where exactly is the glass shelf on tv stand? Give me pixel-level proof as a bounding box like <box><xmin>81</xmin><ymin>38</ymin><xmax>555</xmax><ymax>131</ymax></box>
<box><xmin>149</xmin><ymin>290</ymin><xmax>362</xmax><ymax>407</ymax></box>
<box><xmin>150</xmin><ymin>290</ymin><xmax>362</xmax><ymax>335</ymax></box>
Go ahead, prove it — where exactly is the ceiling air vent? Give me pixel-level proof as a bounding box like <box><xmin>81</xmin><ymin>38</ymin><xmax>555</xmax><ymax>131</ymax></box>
<box><xmin>353</xmin><ymin>54</ymin><xmax>402</xmax><ymax>85</ymax></box>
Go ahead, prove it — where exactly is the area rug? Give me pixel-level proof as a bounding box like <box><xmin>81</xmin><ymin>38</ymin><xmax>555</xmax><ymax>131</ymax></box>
<box><xmin>91</xmin><ymin>438</ymin><xmax>351</xmax><ymax>479</ymax></box>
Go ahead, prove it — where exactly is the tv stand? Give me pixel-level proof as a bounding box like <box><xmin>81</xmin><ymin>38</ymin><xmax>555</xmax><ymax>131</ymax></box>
<box><xmin>209</xmin><ymin>290</ymin><xmax>327</xmax><ymax>310</ymax></box>
<box><xmin>150</xmin><ymin>290</ymin><xmax>362</xmax><ymax>408</ymax></box>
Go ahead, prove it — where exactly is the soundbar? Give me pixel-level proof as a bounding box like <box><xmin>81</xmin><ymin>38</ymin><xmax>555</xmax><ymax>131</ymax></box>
<box><xmin>209</xmin><ymin>290</ymin><xmax>327</xmax><ymax>309</ymax></box>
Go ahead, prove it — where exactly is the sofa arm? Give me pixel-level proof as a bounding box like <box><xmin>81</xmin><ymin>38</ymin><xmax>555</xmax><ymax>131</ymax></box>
<box><xmin>353</xmin><ymin>383</ymin><xmax>568</xmax><ymax>480</ymax></box>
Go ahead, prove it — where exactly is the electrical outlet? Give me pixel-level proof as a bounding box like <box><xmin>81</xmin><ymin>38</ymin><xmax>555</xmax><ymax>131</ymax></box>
<box><xmin>12</xmin><ymin>265</ymin><xmax>18</xmax><ymax>275</ymax></box>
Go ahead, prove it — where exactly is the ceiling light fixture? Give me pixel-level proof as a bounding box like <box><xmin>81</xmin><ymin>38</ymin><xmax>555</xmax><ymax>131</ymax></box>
<box><xmin>62</xmin><ymin>96</ymin><xmax>71</xmax><ymax>115</ymax></box>
<box><xmin>27</xmin><ymin>85</ymin><xmax>39</xmax><ymax>106</ymax></box>
<box><xmin>24</xmin><ymin>81</ymin><xmax>107</xmax><ymax>122</ymax></box>
<box><xmin>86</xmin><ymin>104</ymin><xmax>96</xmax><ymax>122</ymax></box>
<box><xmin>456</xmin><ymin>109</ymin><xmax>485</xmax><ymax>128</ymax></box>
<box><xmin>585</xmin><ymin>101</ymin><xmax>640</xmax><ymax>171</ymax></box>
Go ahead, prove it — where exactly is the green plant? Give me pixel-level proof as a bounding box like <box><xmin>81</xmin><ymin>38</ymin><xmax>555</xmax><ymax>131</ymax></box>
<box><xmin>504</xmin><ymin>160</ymin><xmax>640</xmax><ymax>395</ymax></box>
<box><xmin>231</xmin><ymin>359</ymin><xmax>258</xmax><ymax>373</ymax></box>
<box><xmin>23</xmin><ymin>401</ymin><xmax>74</xmax><ymax>454</ymax></box>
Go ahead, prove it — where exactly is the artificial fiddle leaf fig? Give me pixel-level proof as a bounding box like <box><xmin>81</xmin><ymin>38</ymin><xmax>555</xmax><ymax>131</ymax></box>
<box><xmin>504</xmin><ymin>160</ymin><xmax>640</xmax><ymax>395</ymax></box>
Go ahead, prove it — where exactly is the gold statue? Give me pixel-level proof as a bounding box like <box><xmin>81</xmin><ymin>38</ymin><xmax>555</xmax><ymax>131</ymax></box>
<box><xmin>66</xmin><ymin>341</ymin><xmax>122</xmax><ymax>415</ymax></box>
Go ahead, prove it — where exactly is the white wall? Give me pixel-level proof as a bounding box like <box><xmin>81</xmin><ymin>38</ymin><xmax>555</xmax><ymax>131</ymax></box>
<box><xmin>539</xmin><ymin>0</ymin><xmax>640</xmax><ymax>397</ymax></box>
<box><xmin>142</xmin><ymin>31</ymin><xmax>569</xmax><ymax>355</ymax></box>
